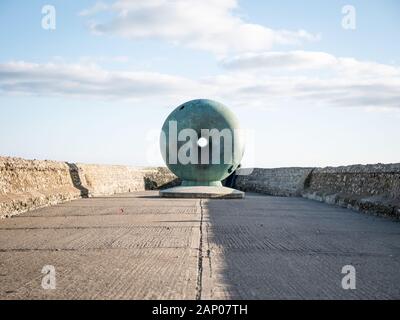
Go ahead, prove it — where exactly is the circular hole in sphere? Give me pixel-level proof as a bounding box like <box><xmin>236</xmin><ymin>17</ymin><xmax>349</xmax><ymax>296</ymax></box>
<box><xmin>197</xmin><ymin>137</ymin><xmax>208</xmax><ymax>148</ymax></box>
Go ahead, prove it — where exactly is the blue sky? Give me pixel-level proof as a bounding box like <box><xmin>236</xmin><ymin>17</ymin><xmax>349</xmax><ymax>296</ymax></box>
<box><xmin>0</xmin><ymin>0</ymin><xmax>399</xmax><ymax>167</ymax></box>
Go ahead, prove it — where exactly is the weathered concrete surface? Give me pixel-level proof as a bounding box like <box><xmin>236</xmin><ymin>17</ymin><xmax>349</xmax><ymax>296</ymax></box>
<box><xmin>202</xmin><ymin>194</ymin><xmax>400</xmax><ymax>299</ymax></box>
<box><xmin>0</xmin><ymin>192</ymin><xmax>399</xmax><ymax>299</ymax></box>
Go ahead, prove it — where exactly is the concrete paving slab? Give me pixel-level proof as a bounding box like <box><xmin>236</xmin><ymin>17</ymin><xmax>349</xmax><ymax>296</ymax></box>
<box><xmin>201</xmin><ymin>194</ymin><xmax>400</xmax><ymax>299</ymax></box>
<box><xmin>0</xmin><ymin>248</ymin><xmax>198</xmax><ymax>300</ymax></box>
<box><xmin>0</xmin><ymin>191</ymin><xmax>399</xmax><ymax>299</ymax></box>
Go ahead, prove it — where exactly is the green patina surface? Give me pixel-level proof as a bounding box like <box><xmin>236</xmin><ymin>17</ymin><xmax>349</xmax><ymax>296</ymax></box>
<box><xmin>160</xmin><ymin>99</ymin><xmax>244</xmax><ymax>186</ymax></box>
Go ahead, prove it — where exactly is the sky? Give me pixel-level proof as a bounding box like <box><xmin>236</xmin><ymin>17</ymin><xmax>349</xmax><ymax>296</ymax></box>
<box><xmin>0</xmin><ymin>0</ymin><xmax>399</xmax><ymax>168</ymax></box>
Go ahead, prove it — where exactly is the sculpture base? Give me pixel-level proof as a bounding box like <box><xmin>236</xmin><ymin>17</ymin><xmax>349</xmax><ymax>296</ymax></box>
<box><xmin>181</xmin><ymin>180</ymin><xmax>222</xmax><ymax>187</ymax></box>
<box><xmin>159</xmin><ymin>186</ymin><xmax>244</xmax><ymax>199</ymax></box>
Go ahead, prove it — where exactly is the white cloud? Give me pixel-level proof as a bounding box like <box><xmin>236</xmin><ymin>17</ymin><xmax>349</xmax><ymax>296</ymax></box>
<box><xmin>79</xmin><ymin>1</ymin><xmax>109</xmax><ymax>17</ymax></box>
<box><xmin>216</xmin><ymin>51</ymin><xmax>400</xmax><ymax>108</ymax></box>
<box><xmin>81</xmin><ymin>0</ymin><xmax>319</xmax><ymax>55</ymax></box>
<box><xmin>221</xmin><ymin>51</ymin><xmax>400</xmax><ymax>77</ymax></box>
<box><xmin>220</xmin><ymin>51</ymin><xmax>338</xmax><ymax>70</ymax></box>
<box><xmin>1</xmin><ymin>53</ymin><xmax>399</xmax><ymax>109</ymax></box>
<box><xmin>0</xmin><ymin>61</ymin><xmax>205</xmax><ymax>103</ymax></box>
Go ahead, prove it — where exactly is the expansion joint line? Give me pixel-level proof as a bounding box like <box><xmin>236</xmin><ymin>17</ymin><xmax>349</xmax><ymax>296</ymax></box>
<box><xmin>195</xmin><ymin>199</ymin><xmax>204</xmax><ymax>300</ymax></box>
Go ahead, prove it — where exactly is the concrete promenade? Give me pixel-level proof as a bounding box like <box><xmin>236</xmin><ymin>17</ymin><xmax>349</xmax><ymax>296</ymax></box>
<box><xmin>0</xmin><ymin>192</ymin><xmax>399</xmax><ymax>299</ymax></box>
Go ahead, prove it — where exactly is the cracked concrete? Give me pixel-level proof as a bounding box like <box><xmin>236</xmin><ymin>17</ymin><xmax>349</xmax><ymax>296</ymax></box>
<box><xmin>195</xmin><ymin>199</ymin><xmax>204</xmax><ymax>300</ymax></box>
<box><xmin>0</xmin><ymin>191</ymin><xmax>399</xmax><ymax>299</ymax></box>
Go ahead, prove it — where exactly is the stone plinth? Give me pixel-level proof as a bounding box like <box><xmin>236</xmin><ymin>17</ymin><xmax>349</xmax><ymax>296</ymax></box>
<box><xmin>159</xmin><ymin>186</ymin><xmax>244</xmax><ymax>199</ymax></box>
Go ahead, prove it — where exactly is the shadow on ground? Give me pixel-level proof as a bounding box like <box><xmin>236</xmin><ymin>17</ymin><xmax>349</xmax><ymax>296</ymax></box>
<box><xmin>205</xmin><ymin>194</ymin><xmax>400</xmax><ymax>299</ymax></box>
<box><xmin>144</xmin><ymin>177</ymin><xmax>181</xmax><ymax>190</ymax></box>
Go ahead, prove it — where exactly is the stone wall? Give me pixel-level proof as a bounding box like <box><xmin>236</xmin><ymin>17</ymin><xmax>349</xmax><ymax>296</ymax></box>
<box><xmin>233</xmin><ymin>164</ymin><xmax>400</xmax><ymax>219</ymax></box>
<box><xmin>0</xmin><ymin>157</ymin><xmax>178</xmax><ymax>218</ymax></box>
<box><xmin>2</xmin><ymin>156</ymin><xmax>399</xmax><ymax>219</ymax></box>
<box><xmin>234</xmin><ymin>167</ymin><xmax>314</xmax><ymax>196</ymax></box>
<box><xmin>0</xmin><ymin>157</ymin><xmax>80</xmax><ymax>218</ymax></box>
<box><xmin>302</xmin><ymin>164</ymin><xmax>400</xmax><ymax>219</ymax></box>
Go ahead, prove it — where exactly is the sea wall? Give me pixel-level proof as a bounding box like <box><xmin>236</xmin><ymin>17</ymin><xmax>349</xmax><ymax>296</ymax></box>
<box><xmin>1</xmin><ymin>156</ymin><xmax>399</xmax><ymax>219</ymax></box>
<box><xmin>234</xmin><ymin>164</ymin><xmax>400</xmax><ymax>219</ymax></box>
<box><xmin>302</xmin><ymin>164</ymin><xmax>400</xmax><ymax>219</ymax></box>
<box><xmin>234</xmin><ymin>167</ymin><xmax>314</xmax><ymax>196</ymax></box>
<box><xmin>0</xmin><ymin>157</ymin><xmax>178</xmax><ymax>218</ymax></box>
